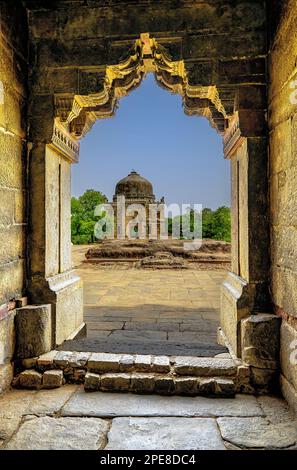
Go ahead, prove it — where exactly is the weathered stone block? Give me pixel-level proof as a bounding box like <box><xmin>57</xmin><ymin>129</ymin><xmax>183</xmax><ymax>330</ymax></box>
<box><xmin>101</xmin><ymin>373</ymin><xmax>131</xmax><ymax>392</ymax></box>
<box><xmin>236</xmin><ymin>365</ymin><xmax>253</xmax><ymax>394</ymax></box>
<box><xmin>0</xmin><ymin>225</ymin><xmax>25</xmax><ymax>265</ymax></box>
<box><xmin>73</xmin><ymin>368</ymin><xmax>86</xmax><ymax>383</ymax></box>
<box><xmin>22</xmin><ymin>357</ymin><xmax>38</xmax><ymax>369</ymax></box>
<box><xmin>174</xmin><ymin>357</ymin><xmax>237</xmax><ymax>377</ymax></box>
<box><xmin>37</xmin><ymin>350</ymin><xmax>58</xmax><ymax>369</ymax></box>
<box><xmin>215</xmin><ymin>378</ymin><xmax>236</xmax><ymax>397</ymax></box>
<box><xmin>134</xmin><ymin>354</ymin><xmax>151</xmax><ymax>372</ymax></box>
<box><xmin>218</xmin><ymin>58</ymin><xmax>266</xmax><ymax>85</ymax></box>
<box><xmin>119</xmin><ymin>354</ymin><xmax>134</xmax><ymax>372</ymax></box>
<box><xmin>199</xmin><ymin>378</ymin><xmax>216</xmax><ymax>396</ymax></box>
<box><xmin>88</xmin><ymin>352</ymin><xmax>120</xmax><ymax>373</ymax></box>
<box><xmin>250</xmin><ymin>367</ymin><xmax>279</xmax><ymax>393</ymax></box>
<box><xmin>84</xmin><ymin>372</ymin><xmax>100</xmax><ymax>392</ymax></box>
<box><xmin>151</xmin><ymin>356</ymin><xmax>170</xmax><ymax>373</ymax></box>
<box><xmin>174</xmin><ymin>377</ymin><xmax>199</xmax><ymax>396</ymax></box>
<box><xmin>14</xmin><ymin>305</ymin><xmax>52</xmax><ymax>359</ymax></box>
<box><xmin>19</xmin><ymin>370</ymin><xmax>42</xmax><ymax>389</ymax></box>
<box><xmin>42</xmin><ymin>370</ymin><xmax>63</xmax><ymax>389</ymax></box>
<box><xmin>241</xmin><ymin>314</ymin><xmax>281</xmax><ymax>369</ymax></box>
<box><xmin>130</xmin><ymin>373</ymin><xmax>155</xmax><ymax>393</ymax></box>
<box><xmin>0</xmin><ymin>259</ymin><xmax>24</xmax><ymax>305</ymax></box>
<box><xmin>53</xmin><ymin>350</ymin><xmax>73</xmax><ymax>368</ymax></box>
<box><xmin>220</xmin><ymin>271</ymin><xmax>250</xmax><ymax>357</ymax></box>
<box><xmin>154</xmin><ymin>376</ymin><xmax>175</xmax><ymax>395</ymax></box>
<box><xmin>68</xmin><ymin>352</ymin><xmax>90</xmax><ymax>368</ymax></box>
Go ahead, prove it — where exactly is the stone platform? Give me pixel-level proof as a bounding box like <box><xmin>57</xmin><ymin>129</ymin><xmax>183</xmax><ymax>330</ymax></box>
<box><xmin>1</xmin><ymin>385</ymin><xmax>296</xmax><ymax>450</ymax></box>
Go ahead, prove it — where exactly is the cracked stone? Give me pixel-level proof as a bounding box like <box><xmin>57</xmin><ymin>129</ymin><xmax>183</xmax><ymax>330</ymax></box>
<box><xmin>4</xmin><ymin>416</ymin><xmax>109</xmax><ymax>450</ymax></box>
<box><xmin>26</xmin><ymin>385</ymin><xmax>78</xmax><ymax>416</ymax></box>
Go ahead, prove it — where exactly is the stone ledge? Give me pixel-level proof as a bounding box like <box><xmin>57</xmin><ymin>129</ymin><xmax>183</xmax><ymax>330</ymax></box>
<box><xmin>172</xmin><ymin>356</ymin><xmax>237</xmax><ymax>376</ymax></box>
<box><xmin>84</xmin><ymin>371</ymin><xmax>236</xmax><ymax>397</ymax></box>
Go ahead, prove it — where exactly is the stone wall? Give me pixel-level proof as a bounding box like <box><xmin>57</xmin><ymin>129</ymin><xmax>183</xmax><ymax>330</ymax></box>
<box><xmin>0</xmin><ymin>1</ymin><xmax>28</xmax><ymax>392</ymax></box>
<box><xmin>268</xmin><ymin>0</ymin><xmax>297</xmax><ymax>411</ymax></box>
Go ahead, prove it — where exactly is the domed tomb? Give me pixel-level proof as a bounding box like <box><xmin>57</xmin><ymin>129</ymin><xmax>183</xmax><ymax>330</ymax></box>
<box><xmin>113</xmin><ymin>170</ymin><xmax>155</xmax><ymax>203</ymax></box>
<box><xmin>110</xmin><ymin>170</ymin><xmax>165</xmax><ymax>239</ymax></box>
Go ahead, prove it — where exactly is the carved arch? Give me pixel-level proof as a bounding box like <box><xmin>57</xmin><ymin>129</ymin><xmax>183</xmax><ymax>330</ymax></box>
<box><xmin>54</xmin><ymin>34</ymin><xmax>229</xmax><ymax>141</ymax></box>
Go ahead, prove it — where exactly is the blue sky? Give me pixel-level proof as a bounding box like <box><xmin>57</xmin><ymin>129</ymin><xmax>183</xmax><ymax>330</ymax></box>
<box><xmin>72</xmin><ymin>73</ymin><xmax>230</xmax><ymax>211</ymax></box>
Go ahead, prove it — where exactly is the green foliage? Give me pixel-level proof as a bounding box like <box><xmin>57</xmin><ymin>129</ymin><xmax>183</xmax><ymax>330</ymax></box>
<box><xmin>167</xmin><ymin>206</ymin><xmax>231</xmax><ymax>242</ymax></box>
<box><xmin>71</xmin><ymin>189</ymin><xmax>108</xmax><ymax>244</ymax></box>
<box><xmin>209</xmin><ymin>206</ymin><xmax>231</xmax><ymax>242</ymax></box>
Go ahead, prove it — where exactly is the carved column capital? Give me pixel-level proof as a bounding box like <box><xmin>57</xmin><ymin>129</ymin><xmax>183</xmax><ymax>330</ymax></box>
<box><xmin>49</xmin><ymin>119</ymin><xmax>80</xmax><ymax>163</ymax></box>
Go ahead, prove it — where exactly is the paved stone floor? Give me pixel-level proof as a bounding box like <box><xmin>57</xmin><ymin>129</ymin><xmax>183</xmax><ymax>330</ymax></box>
<box><xmin>1</xmin><ymin>386</ymin><xmax>297</xmax><ymax>450</ymax></box>
<box><xmin>62</xmin><ymin>246</ymin><xmax>227</xmax><ymax>355</ymax></box>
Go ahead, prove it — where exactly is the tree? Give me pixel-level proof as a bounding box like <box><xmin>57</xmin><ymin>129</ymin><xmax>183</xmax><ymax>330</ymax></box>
<box><xmin>211</xmin><ymin>206</ymin><xmax>231</xmax><ymax>242</ymax></box>
<box><xmin>202</xmin><ymin>208</ymin><xmax>214</xmax><ymax>238</ymax></box>
<box><xmin>71</xmin><ymin>189</ymin><xmax>108</xmax><ymax>244</ymax></box>
<box><xmin>166</xmin><ymin>206</ymin><xmax>231</xmax><ymax>242</ymax></box>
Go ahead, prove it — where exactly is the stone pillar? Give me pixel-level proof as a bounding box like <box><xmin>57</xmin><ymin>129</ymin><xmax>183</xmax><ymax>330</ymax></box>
<box><xmin>221</xmin><ymin>106</ymin><xmax>270</xmax><ymax>357</ymax></box>
<box><xmin>28</xmin><ymin>118</ymin><xmax>84</xmax><ymax>347</ymax></box>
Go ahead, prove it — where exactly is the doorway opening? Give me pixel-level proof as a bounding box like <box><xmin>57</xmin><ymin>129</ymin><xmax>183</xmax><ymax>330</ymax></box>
<box><xmin>63</xmin><ymin>71</ymin><xmax>231</xmax><ymax>357</ymax></box>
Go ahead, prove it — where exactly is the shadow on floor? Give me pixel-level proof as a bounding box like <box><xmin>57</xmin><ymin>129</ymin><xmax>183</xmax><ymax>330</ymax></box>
<box><xmin>59</xmin><ymin>304</ymin><xmax>227</xmax><ymax>356</ymax></box>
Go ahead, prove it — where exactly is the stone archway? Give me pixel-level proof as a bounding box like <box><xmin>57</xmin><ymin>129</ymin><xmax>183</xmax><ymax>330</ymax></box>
<box><xmin>27</xmin><ymin>27</ymin><xmax>270</xmax><ymax>376</ymax></box>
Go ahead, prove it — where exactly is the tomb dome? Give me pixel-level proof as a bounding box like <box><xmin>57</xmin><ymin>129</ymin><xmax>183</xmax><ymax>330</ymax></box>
<box><xmin>114</xmin><ymin>170</ymin><xmax>155</xmax><ymax>202</ymax></box>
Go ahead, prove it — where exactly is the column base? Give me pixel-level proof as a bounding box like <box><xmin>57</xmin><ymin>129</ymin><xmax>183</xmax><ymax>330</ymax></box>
<box><xmin>220</xmin><ymin>272</ymin><xmax>249</xmax><ymax>358</ymax></box>
<box><xmin>29</xmin><ymin>270</ymin><xmax>83</xmax><ymax>347</ymax></box>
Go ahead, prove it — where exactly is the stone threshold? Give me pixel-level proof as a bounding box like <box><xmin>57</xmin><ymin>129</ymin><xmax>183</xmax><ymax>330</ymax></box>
<box><xmin>12</xmin><ymin>350</ymin><xmax>254</xmax><ymax>397</ymax></box>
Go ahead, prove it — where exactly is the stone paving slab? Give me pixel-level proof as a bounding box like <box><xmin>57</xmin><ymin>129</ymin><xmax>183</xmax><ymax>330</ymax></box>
<box><xmin>217</xmin><ymin>417</ymin><xmax>297</xmax><ymax>449</ymax></box>
<box><xmin>257</xmin><ymin>396</ymin><xmax>295</xmax><ymax>424</ymax></box>
<box><xmin>25</xmin><ymin>385</ymin><xmax>79</xmax><ymax>416</ymax></box>
<box><xmin>4</xmin><ymin>416</ymin><xmax>109</xmax><ymax>450</ymax></box>
<box><xmin>0</xmin><ymin>417</ymin><xmax>22</xmax><ymax>443</ymax></box>
<box><xmin>62</xmin><ymin>262</ymin><xmax>227</xmax><ymax>356</ymax></box>
<box><xmin>106</xmin><ymin>417</ymin><xmax>226</xmax><ymax>450</ymax></box>
<box><xmin>108</xmin><ymin>330</ymin><xmax>167</xmax><ymax>341</ymax></box>
<box><xmin>62</xmin><ymin>389</ymin><xmax>264</xmax><ymax>418</ymax></box>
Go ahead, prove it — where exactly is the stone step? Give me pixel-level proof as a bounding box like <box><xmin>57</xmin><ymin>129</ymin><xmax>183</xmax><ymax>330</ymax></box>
<box><xmin>13</xmin><ymin>349</ymin><xmax>251</xmax><ymax>397</ymax></box>
<box><xmin>84</xmin><ymin>372</ymin><xmax>236</xmax><ymax>397</ymax></box>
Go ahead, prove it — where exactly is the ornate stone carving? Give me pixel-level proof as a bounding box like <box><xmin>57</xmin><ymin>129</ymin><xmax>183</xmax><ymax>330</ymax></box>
<box><xmin>54</xmin><ymin>33</ymin><xmax>230</xmax><ymax>139</ymax></box>
<box><xmin>223</xmin><ymin>112</ymin><xmax>245</xmax><ymax>158</ymax></box>
<box><xmin>50</xmin><ymin>119</ymin><xmax>80</xmax><ymax>163</ymax></box>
